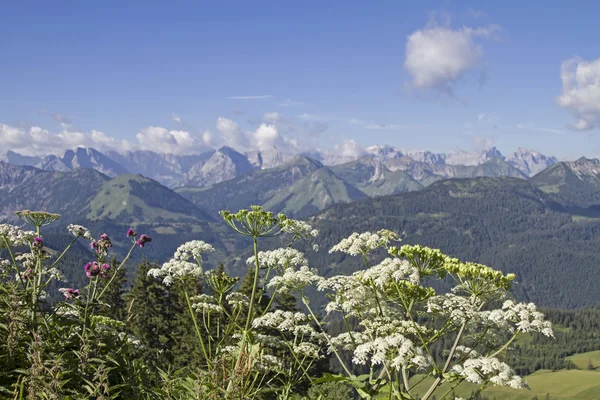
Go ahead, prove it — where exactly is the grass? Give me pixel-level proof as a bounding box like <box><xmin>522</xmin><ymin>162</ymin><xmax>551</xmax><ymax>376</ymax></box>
<box><xmin>567</xmin><ymin>350</ymin><xmax>600</xmax><ymax>371</ymax></box>
<box><xmin>410</xmin><ymin>368</ymin><xmax>600</xmax><ymax>399</ymax></box>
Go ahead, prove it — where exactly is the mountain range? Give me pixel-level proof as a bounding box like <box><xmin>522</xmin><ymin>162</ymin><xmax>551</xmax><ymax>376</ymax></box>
<box><xmin>2</xmin><ymin>145</ymin><xmax>558</xmax><ymax>189</ymax></box>
<box><xmin>2</xmin><ymin>150</ymin><xmax>600</xmax><ymax>308</ymax></box>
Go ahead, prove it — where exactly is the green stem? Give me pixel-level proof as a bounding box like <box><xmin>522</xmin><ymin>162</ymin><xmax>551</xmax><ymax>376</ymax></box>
<box><xmin>2</xmin><ymin>235</ymin><xmax>25</xmax><ymax>289</ymax></box>
<box><xmin>184</xmin><ymin>289</ymin><xmax>211</xmax><ymax>368</ymax></box>
<box><xmin>47</xmin><ymin>236</ymin><xmax>79</xmax><ymax>270</ymax></box>
<box><xmin>421</xmin><ymin>320</ymin><xmax>468</xmax><ymax>400</ymax></box>
<box><xmin>488</xmin><ymin>332</ymin><xmax>519</xmax><ymax>359</ymax></box>
<box><xmin>301</xmin><ymin>295</ymin><xmax>354</xmax><ymax>377</ymax></box>
<box><xmin>244</xmin><ymin>236</ymin><xmax>261</xmax><ymax>333</ymax></box>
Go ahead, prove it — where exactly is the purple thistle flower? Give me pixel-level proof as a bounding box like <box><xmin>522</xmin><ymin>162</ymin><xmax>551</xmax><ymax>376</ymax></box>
<box><xmin>127</xmin><ymin>228</ymin><xmax>136</xmax><ymax>237</ymax></box>
<box><xmin>63</xmin><ymin>288</ymin><xmax>79</xmax><ymax>300</ymax></box>
<box><xmin>85</xmin><ymin>261</ymin><xmax>101</xmax><ymax>278</ymax></box>
<box><xmin>90</xmin><ymin>241</ymin><xmax>97</xmax><ymax>250</ymax></box>
<box><xmin>136</xmin><ymin>234</ymin><xmax>152</xmax><ymax>248</ymax></box>
<box><xmin>100</xmin><ymin>263</ymin><xmax>111</xmax><ymax>278</ymax></box>
<box><xmin>32</xmin><ymin>237</ymin><xmax>44</xmax><ymax>249</ymax></box>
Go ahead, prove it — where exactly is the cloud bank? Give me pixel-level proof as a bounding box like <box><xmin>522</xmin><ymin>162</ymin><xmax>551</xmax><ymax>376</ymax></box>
<box><xmin>557</xmin><ymin>57</ymin><xmax>600</xmax><ymax>130</ymax></box>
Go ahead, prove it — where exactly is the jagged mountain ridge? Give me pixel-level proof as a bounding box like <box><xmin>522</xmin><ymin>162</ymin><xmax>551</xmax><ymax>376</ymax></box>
<box><xmin>3</xmin><ymin>145</ymin><xmax>558</xmax><ymax>189</ymax></box>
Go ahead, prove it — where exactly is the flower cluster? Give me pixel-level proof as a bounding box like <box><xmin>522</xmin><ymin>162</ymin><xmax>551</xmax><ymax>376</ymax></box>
<box><xmin>0</xmin><ymin>224</ymin><xmax>36</xmax><ymax>248</ymax></box>
<box><xmin>148</xmin><ymin>240</ymin><xmax>214</xmax><ymax>285</ymax></box>
<box><xmin>248</xmin><ymin>248</ymin><xmax>308</xmax><ymax>271</ymax></box>
<box><xmin>59</xmin><ymin>288</ymin><xmax>80</xmax><ymax>300</ymax></box>
<box><xmin>91</xmin><ymin>234</ymin><xmax>113</xmax><ymax>257</ymax></box>
<box><xmin>329</xmin><ymin>230</ymin><xmax>399</xmax><ymax>256</ymax></box>
<box><xmin>361</xmin><ymin>257</ymin><xmax>421</xmax><ymax>288</ymax></box>
<box><xmin>267</xmin><ymin>265</ymin><xmax>324</xmax><ymax>293</ymax></box>
<box><xmin>318</xmin><ymin>273</ymin><xmax>380</xmax><ymax>317</ymax></box>
<box><xmin>14</xmin><ymin>210</ymin><xmax>61</xmax><ymax>228</ymax></box>
<box><xmin>280</xmin><ymin>219</ymin><xmax>319</xmax><ymax>239</ymax></box>
<box><xmin>85</xmin><ymin>261</ymin><xmax>111</xmax><ymax>278</ymax></box>
<box><xmin>191</xmin><ymin>294</ymin><xmax>222</xmax><ymax>313</ymax></box>
<box><xmin>352</xmin><ymin>334</ymin><xmax>431</xmax><ymax>371</ymax></box>
<box><xmin>174</xmin><ymin>240</ymin><xmax>214</xmax><ymax>263</ymax></box>
<box><xmin>427</xmin><ymin>294</ymin><xmax>481</xmax><ymax>325</ymax></box>
<box><xmin>136</xmin><ymin>234</ymin><xmax>152</xmax><ymax>248</ymax></box>
<box><xmin>487</xmin><ymin>300</ymin><xmax>554</xmax><ymax>337</ymax></box>
<box><xmin>67</xmin><ymin>224</ymin><xmax>93</xmax><ymax>240</ymax></box>
<box><xmin>253</xmin><ymin>310</ymin><xmax>310</xmax><ymax>333</ymax></box>
<box><xmin>451</xmin><ymin>346</ymin><xmax>527</xmax><ymax>389</ymax></box>
<box><xmin>126</xmin><ymin>228</ymin><xmax>136</xmax><ymax>237</ymax></box>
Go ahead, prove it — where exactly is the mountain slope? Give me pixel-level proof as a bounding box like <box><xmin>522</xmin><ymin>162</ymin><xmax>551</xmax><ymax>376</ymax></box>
<box><xmin>177</xmin><ymin>156</ymin><xmax>323</xmax><ymax>216</ymax></box>
<box><xmin>263</xmin><ymin>167</ymin><xmax>368</xmax><ymax>217</ymax></box>
<box><xmin>305</xmin><ymin>177</ymin><xmax>600</xmax><ymax>308</ymax></box>
<box><xmin>0</xmin><ymin>161</ymin><xmax>42</xmax><ymax>190</ymax></box>
<box><xmin>85</xmin><ymin>174</ymin><xmax>212</xmax><ymax>223</ymax></box>
<box><xmin>330</xmin><ymin>158</ymin><xmax>423</xmax><ymax>196</ymax></box>
<box><xmin>62</xmin><ymin>147</ymin><xmax>129</xmax><ymax>177</ymax></box>
<box><xmin>0</xmin><ymin>168</ymin><xmax>110</xmax><ymax>222</ymax></box>
<box><xmin>530</xmin><ymin>157</ymin><xmax>600</xmax><ymax>208</ymax></box>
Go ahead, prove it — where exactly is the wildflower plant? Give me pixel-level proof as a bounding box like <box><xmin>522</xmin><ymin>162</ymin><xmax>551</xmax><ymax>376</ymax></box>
<box><xmin>0</xmin><ymin>214</ymin><xmax>152</xmax><ymax>397</ymax></box>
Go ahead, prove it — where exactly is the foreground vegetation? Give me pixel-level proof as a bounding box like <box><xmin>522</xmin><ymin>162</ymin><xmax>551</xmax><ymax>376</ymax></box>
<box><xmin>0</xmin><ymin>207</ymin><xmax>560</xmax><ymax>398</ymax></box>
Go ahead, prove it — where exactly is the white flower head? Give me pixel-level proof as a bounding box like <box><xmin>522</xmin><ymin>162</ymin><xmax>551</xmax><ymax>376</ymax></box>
<box><xmin>267</xmin><ymin>265</ymin><xmax>324</xmax><ymax>293</ymax></box>
<box><xmin>66</xmin><ymin>224</ymin><xmax>93</xmax><ymax>240</ymax></box>
<box><xmin>0</xmin><ymin>224</ymin><xmax>36</xmax><ymax>248</ymax></box>
<box><xmin>362</xmin><ymin>257</ymin><xmax>421</xmax><ymax>288</ymax></box>
<box><xmin>248</xmin><ymin>248</ymin><xmax>307</xmax><ymax>271</ymax></box>
<box><xmin>329</xmin><ymin>230</ymin><xmax>398</xmax><ymax>256</ymax></box>
<box><xmin>148</xmin><ymin>240</ymin><xmax>214</xmax><ymax>285</ymax></box>
<box><xmin>452</xmin><ymin>348</ymin><xmax>527</xmax><ymax>389</ymax></box>
<box><xmin>280</xmin><ymin>219</ymin><xmax>319</xmax><ymax>240</ymax></box>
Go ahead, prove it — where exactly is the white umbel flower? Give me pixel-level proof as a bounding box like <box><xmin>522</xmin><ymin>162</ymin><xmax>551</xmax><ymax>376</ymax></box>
<box><xmin>66</xmin><ymin>224</ymin><xmax>93</xmax><ymax>240</ymax></box>
<box><xmin>362</xmin><ymin>257</ymin><xmax>421</xmax><ymax>288</ymax></box>
<box><xmin>267</xmin><ymin>265</ymin><xmax>324</xmax><ymax>292</ymax></box>
<box><xmin>0</xmin><ymin>224</ymin><xmax>36</xmax><ymax>248</ymax></box>
<box><xmin>329</xmin><ymin>230</ymin><xmax>398</xmax><ymax>256</ymax></box>
<box><xmin>148</xmin><ymin>240</ymin><xmax>214</xmax><ymax>285</ymax></box>
<box><xmin>247</xmin><ymin>248</ymin><xmax>307</xmax><ymax>271</ymax></box>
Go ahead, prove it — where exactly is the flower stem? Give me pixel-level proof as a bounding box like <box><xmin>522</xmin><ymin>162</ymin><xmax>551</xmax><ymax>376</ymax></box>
<box><xmin>184</xmin><ymin>288</ymin><xmax>211</xmax><ymax>368</ymax></box>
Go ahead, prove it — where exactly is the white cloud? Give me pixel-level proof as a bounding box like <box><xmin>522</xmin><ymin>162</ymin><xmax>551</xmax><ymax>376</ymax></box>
<box><xmin>405</xmin><ymin>23</ymin><xmax>499</xmax><ymax>93</ymax></box>
<box><xmin>0</xmin><ymin>110</ymin><xmax>330</xmax><ymax>158</ymax></box>
<box><xmin>557</xmin><ymin>57</ymin><xmax>600</xmax><ymax>130</ymax></box>
<box><xmin>253</xmin><ymin>123</ymin><xmax>280</xmax><ymax>150</ymax></box>
<box><xmin>216</xmin><ymin>117</ymin><xmax>250</xmax><ymax>150</ymax></box>
<box><xmin>227</xmin><ymin>95</ymin><xmax>272</xmax><ymax>100</ymax></box>
<box><xmin>135</xmin><ymin>127</ymin><xmax>212</xmax><ymax>155</ymax></box>
<box><xmin>263</xmin><ymin>112</ymin><xmax>279</xmax><ymax>124</ymax></box>
<box><xmin>0</xmin><ymin>124</ymin><xmax>134</xmax><ymax>157</ymax></box>
<box><xmin>334</xmin><ymin>139</ymin><xmax>367</xmax><ymax>158</ymax></box>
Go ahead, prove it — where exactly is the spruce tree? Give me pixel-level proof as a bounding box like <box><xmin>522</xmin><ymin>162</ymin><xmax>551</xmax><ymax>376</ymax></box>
<box><xmin>126</xmin><ymin>260</ymin><xmax>182</xmax><ymax>369</ymax></box>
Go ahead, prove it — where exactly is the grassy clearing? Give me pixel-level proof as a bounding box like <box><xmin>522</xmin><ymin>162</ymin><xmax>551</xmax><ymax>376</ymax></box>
<box><xmin>410</xmin><ymin>369</ymin><xmax>600</xmax><ymax>399</ymax></box>
<box><xmin>567</xmin><ymin>350</ymin><xmax>600</xmax><ymax>371</ymax></box>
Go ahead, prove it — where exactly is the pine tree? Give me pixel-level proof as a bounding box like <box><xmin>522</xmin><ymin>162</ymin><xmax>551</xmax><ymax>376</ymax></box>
<box><xmin>97</xmin><ymin>257</ymin><xmax>127</xmax><ymax>321</ymax></box>
<box><xmin>126</xmin><ymin>260</ymin><xmax>182</xmax><ymax>369</ymax></box>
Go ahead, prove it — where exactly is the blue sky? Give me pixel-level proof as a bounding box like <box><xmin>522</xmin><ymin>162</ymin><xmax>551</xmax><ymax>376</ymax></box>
<box><xmin>1</xmin><ymin>1</ymin><xmax>600</xmax><ymax>159</ymax></box>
